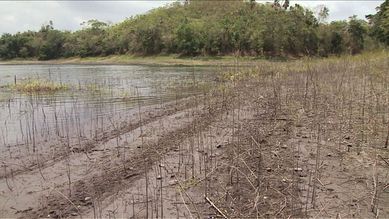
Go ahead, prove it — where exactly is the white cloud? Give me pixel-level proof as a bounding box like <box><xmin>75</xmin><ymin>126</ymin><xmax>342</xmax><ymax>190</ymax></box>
<box><xmin>0</xmin><ymin>1</ymin><xmax>170</xmax><ymax>34</ymax></box>
<box><xmin>0</xmin><ymin>0</ymin><xmax>384</xmax><ymax>34</ymax></box>
<box><xmin>293</xmin><ymin>1</ymin><xmax>383</xmax><ymax>21</ymax></box>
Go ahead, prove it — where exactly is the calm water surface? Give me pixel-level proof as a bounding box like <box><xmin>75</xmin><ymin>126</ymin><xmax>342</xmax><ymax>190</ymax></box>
<box><xmin>0</xmin><ymin>64</ymin><xmax>217</xmax><ymax>149</ymax></box>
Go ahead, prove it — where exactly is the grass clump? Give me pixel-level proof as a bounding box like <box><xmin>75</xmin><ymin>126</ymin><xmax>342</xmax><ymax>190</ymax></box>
<box><xmin>12</xmin><ymin>79</ymin><xmax>69</xmax><ymax>93</ymax></box>
<box><xmin>85</xmin><ymin>83</ymin><xmax>104</xmax><ymax>93</ymax></box>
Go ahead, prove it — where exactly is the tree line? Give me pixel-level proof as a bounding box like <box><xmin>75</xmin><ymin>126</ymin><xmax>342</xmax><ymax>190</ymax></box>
<box><xmin>0</xmin><ymin>0</ymin><xmax>388</xmax><ymax>60</ymax></box>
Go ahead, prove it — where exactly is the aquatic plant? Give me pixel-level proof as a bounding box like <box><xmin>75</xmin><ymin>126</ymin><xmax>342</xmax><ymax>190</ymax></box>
<box><xmin>11</xmin><ymin>79</ymin><xmax>69</xmax><ymax>93</ymax></box>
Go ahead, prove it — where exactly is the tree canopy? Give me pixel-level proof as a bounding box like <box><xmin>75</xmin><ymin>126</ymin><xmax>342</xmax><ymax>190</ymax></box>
<box><xmin>0</xmin><ymin>0</ymin><xmax>384</xmax><ymax>60</ymax></box>
<box><xmin>367</xmin><ymin>0</ymin><xmax>389</xmax><ymax>46</ymax></box>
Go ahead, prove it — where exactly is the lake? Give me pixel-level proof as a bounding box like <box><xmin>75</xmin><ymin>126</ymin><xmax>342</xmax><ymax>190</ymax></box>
<box><xmin>0</xmin><ymin>64</ymin><xmax>218</xmax><ymax>150</ymax></box>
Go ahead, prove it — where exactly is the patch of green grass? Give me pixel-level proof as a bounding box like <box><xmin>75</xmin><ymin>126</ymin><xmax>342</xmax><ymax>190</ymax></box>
<box><xmin>11</xmin><ymin>79</ymin><xmax>69</xmax><ymax>93</ymax></box>
<box><xmin>176</xmin><ymin>178</ymin><xmax>200</xmax><ymax>192</ymax></box>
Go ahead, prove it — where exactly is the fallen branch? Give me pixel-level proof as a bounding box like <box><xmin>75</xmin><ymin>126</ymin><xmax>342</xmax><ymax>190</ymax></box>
<box><xmin>51</xmin><ymin>187</ymin><xmax>82</xmax><ymax>218</ymax></box>
<box><xmin>205</xmin><ymin>196</ymin><xmax>229</xmax><ymax>219</ymax></box>
<box><xmin>378</xmin><ymin>155</ymin><xmax>389</xmax><ymax>167</ymax></box>
<box><xmin>371</xmin><ymin>154</ymin><xmax>378</xmax><ymax>215</ymax></box>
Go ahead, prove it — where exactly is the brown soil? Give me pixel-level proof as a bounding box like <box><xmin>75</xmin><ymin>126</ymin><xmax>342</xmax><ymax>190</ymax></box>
<box><xmin>1</xmin><ymin>55</ymin><xmax>389</xmax><ymax>219</ymax></box>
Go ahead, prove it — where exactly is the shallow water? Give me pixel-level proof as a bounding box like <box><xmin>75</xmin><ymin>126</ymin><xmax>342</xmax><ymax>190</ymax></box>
<box><xmin>0</xmin><ymin>64</ymin><xmax>217</xmax><ymax>149</ymax></box>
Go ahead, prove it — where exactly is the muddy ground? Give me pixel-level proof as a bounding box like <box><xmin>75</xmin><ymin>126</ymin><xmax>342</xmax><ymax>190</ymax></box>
<box><xmin>1</xmin><ymin>58</ymin><xmax>389</xmax><ymax>218</ymax></box>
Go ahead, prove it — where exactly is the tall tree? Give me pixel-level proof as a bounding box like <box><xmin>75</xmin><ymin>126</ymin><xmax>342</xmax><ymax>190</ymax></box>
<box><xmin>367</xmin><ymin>0</ymin><xmax>389</xmax><ymax>45</ymax></box>
<box><xmin>317</xmin><ymin>5</ymin><xmax>329</xmax><ymax>23</ymax></box>
<box><xmin>347</xmin><ymin>16</ymin><xmax>366</xmax><ymax>54</ymax></box>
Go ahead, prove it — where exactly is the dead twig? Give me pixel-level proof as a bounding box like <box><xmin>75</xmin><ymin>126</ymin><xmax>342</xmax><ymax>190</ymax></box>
<box><xmin>205</xmin><ymin>196</ymin><xmax>229</xmax><ymax>219</ymax></box>
<box><xmin>378</xmin><ymin>155</ymin><xmax>389</xmax><ymax>167</ymax></box>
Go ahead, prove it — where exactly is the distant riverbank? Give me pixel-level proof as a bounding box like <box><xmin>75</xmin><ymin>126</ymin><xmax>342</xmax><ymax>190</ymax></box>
<box><xmin>0</xmin><ymin>54</ymin><xmax>287</xmax><ymax>66</ymax></box>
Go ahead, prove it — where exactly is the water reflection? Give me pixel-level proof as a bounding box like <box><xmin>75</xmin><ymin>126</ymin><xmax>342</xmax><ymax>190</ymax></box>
<box><xmin>0</xmin><ymin>65</ymin><xmax>216</xmax><ymax>149</ymax></box>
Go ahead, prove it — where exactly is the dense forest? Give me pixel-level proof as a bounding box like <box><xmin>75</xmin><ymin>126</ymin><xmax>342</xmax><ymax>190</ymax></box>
<box><xmin>0</xmin><ymin>0</ymin><xmax>388</xmax><ymax>60</ymax></box>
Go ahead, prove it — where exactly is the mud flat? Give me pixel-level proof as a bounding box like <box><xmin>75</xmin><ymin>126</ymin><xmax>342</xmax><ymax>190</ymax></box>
<box><xmin>1</xmin><ymin>53</ymin><xmax>389</xmax><ymax>218</ymax></box>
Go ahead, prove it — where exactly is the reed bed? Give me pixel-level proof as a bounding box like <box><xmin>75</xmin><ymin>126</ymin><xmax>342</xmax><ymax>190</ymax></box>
<box><xmin>11</xmin><ymin>79</ymin><xmax>69</xmax><ymax>93</ymax></box>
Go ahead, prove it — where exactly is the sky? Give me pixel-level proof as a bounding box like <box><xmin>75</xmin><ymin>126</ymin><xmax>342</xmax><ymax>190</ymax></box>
<box><xmin>0</xmin><ymin>1</ymin><xmax>384</xmax><ymax>34</ymax></box>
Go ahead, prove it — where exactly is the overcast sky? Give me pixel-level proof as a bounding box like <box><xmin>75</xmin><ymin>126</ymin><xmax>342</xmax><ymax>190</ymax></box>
<box><xmin>0</xmin><ymin>1</ymin><xmax>384</xmax><ymax>34</ymax></box>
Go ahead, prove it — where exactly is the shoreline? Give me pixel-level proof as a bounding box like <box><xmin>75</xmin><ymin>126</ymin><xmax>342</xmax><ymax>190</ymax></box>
<box><xmin>0</xmin><ymin>54</ymin><xmax>286</xmax><ymax>66</ymax></box>
<box><xmin>1</xmin><ymin>51</ymin><xmax>386</xmax><ymax>66</ymax></box>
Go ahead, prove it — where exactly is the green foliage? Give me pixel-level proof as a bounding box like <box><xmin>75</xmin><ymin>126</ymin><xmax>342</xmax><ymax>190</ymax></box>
<box><xmin>176</xmin><ymin>19</ymin><xmax>202</xmax><ymax>55</ymax></box>
<box><xmin>38</xmin><ymin>29</ymin><xmax>66</xmax><ymax>60</ymax></box>
<box><xmin>367</xmin><ymin>0</ymin><xmax>389</xmax><ymax>45</ymax></box>
<box><xmin>0</xmin><ymin>1</ymin><xmax>383</xmax><ymax>60</ymax></box>
<box><xmin>347</xmin><ymin>16</ymin><xmax>367</xmax><ymax>54</ymax></box>
<box><xmin>11</xmin><ymin>79</ymin><xmax>68</xmax><ymax>93</ymax></box>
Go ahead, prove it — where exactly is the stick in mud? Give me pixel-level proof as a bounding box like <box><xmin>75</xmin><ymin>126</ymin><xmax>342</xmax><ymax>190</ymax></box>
<box><xmin>159</xmin><ymin>162</ymin><xmax>163</xmax><ymax>219</ymax></box>
<box><xmin>205</xmin><ymin>196</ymin><xmax>228</xmax><ymax>219</ymax></box>
<box><xmin>136</xmin><ymin>86</ymin><xmax>149</xmax><ymax>218</ymax></box>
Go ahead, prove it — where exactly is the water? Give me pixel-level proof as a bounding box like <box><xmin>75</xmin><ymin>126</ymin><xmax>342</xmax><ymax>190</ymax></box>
<box><xmin>0</xmin><ymin>64</ymin><xmax>217</xmax><ymax>151</ymax></box>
